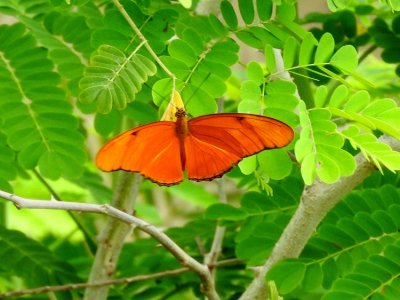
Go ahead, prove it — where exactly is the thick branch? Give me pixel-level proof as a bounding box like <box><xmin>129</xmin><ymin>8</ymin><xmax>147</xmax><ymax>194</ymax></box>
<box><xmin>239</xmin><ymin>136</ymin><xmax>400</xmax><ymax>300</ymax></box>
<box><xmin>84</xmin><ymin>172</ymin><xmax>140</xmax><ymax>300</ymax></box>
<box><xmin>0</xmin><ymin>188</ymin><xmax>220</xmax><ymax>300</ymax></box>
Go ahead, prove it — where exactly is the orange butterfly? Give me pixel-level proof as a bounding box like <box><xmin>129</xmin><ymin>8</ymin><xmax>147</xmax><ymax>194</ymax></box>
<box><xmin>96</xmin><ymin>105</ymin><xmax>294</xmax><ymax>186</ymax></box>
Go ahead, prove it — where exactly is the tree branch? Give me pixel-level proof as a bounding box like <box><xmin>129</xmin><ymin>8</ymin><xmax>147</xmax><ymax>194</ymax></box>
<box><xmin>84</xmin><ymin>172</ymin><xmax>140</xmax><ymax>300</ymax></box>
<box><xmin>0</xmin><ymin>268</ymin><xmax>189</xmax><ymax>299</ymax></box>
<box><xmin>0</xmin><ymin>259</ymin><xmax>241</xmax><ymax>299</ymax></box>
<box><xmin>239</xmin><ymin>136</ymin><xmax>400</xmax><ymax>300</ymax></box>
<box><xmin>0</xmin><ymin>187</ymin><xmax>220</xmax><ymax>300</ymax></box>
<box><xmin>111</xmin><ymin>0</ymin><xmax>176</xmax><ymax>82</ymax></box>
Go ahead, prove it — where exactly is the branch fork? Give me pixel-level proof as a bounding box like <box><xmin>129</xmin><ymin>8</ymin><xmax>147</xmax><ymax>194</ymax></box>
<box><xmin>0</xmin><ymin>189</ymin><xmax>220</xmax><ymax>300</ymax></box>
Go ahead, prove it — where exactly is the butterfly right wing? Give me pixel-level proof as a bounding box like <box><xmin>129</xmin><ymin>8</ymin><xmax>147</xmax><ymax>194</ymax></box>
<box><xmin>96</xmin><ymin>122</ymin><xmax>184</xmax><ymax>186</ymax></box>
<box><xmin>185</xmin><ymin>113</ymin><xmax>294</xmax><ymax>181</ymax></box>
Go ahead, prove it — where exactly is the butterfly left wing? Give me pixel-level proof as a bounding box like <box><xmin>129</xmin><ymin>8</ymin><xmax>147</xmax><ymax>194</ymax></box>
<box><xmin>96</xmin><ymin>122</ymin><xmax>184</xmax><ymax>186</ymax></box>
<box><xmin>184</xmin><ymin>113</ymin><xmax>294</xmax><ymax>181</ymax></box>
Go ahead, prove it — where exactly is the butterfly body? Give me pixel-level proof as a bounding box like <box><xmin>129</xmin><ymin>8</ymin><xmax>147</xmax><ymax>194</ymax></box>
<box><xmin>96</xmin><ymin>109</ymin><xmax>294</xmax><ymax>186</ymax></box>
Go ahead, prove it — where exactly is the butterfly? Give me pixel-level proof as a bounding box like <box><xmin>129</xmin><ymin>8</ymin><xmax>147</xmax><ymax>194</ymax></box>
<box><xmin>96</xmin><ymin>107</ymin><xmax>294</xmax><ymax>186</ymax></box>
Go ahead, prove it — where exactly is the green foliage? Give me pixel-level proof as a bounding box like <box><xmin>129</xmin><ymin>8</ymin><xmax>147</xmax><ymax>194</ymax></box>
<box><xmin>341</xmin><ymin>126</ymin><xmax>400</xmax><ymax>172</ymax></box>
<box><xmin>155</xmin><ymin>23</ymin><xmax>239</xmax><ymax>115</ymax></box>
<box><xmin>234</xmin><ymin>177</ymin><xmax>303</xmax><ymax>265</ymax></box>
<box><xmin>267</xmin><ymin>185</ymin><xmax>400</xmax><ymax>299</ymax></box>
<box><xmin>0</xmin><ymin>133</ymin><xmax>16</xmax><ymax>192</ymax></box>
<box><xmin>79</xmin><ymin>45</ymin><xmax>157</xmax><ymax>113</ymax></box>
<box><xmin>0</xmin><ymin>23</ymin><xmax>86</xmax><ymax>181</ymax></box>
<box><xmin>0</xmin><ymin>226</ymin><xmax>79</xmax><ymax>288</ymax></box>
<box><xmin>295</xmin><ymin>102</ymin><xmax>356</xmax><ymax>184</ymax></box>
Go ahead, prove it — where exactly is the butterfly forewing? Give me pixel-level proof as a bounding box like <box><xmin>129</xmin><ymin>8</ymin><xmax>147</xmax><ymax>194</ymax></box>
<box><xmin>96</xmin><ymin>122</ymin><xmax>184</xmax><ymax>185</ymax></box>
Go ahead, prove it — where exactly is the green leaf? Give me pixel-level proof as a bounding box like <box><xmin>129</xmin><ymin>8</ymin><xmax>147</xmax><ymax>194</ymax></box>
<box><xmin>0</xmin><ymin>24</ymin><xmax>86</xmax><ymax>180</ymax></box>
<box><xmin>265</xmin><ymin>44</ymin><xmax>276</xmax><ymax>73</ymax></box>
<box><xmin>240</xmin><ymin>80</ymin><xmax>261</xmax><ymax>101</ymax></box>
<box><xmin>302</xmin><ymin>263</ymin><xmax>323</xmax><ymax>292</ymax></box>
<box><xmin>240</xmin><ymin>191</ymin><xmax>277</xmax><ymax>214</ymax></box>
<box><xmin>168</xmin><ymin>39</ymin><xmax>198</xmax><ymax>66</ymax></box>
<box><xmin>330</xmin><ymin>45</ymin><xmax>358</xmax><ymax>72</ymax></box>
<box><xmin>258</xmin><ymin>149</ymin><xmax>293</xmax><ymax>180</ymax></box>
<box><xmin>0</xmin><ymin>133</ymin><xmax>16</xmax><ymax>192</ymax></box>
<box><xmin>318</xmin><ymin>224</ymin><xmax>356</xmax><ymax>247</ymax></box>
<box><xmin>329</xmin><ymin>85</ymin><xmax>349</xmax><ymax>108</ymax></box>
<box><xmin>79</xmin><ymin>45</ymin><xmax>157</xmax><ymax>113</ymax></box>
<box><xmin>344</xmin><ymin>90</ymin><xmax>370</xmax><ymax>112</ymax></box>
<box><xmin>94</xmin><ymin>109</ymin><xmax>121</xmax><ymax>137</ymax></box>
<box><xmin>314</xmin><ymin>85</ymin><xmax>328</xmax><ymax>108</ymax></box>
<box><xmin>299</xmin><ymin>32</ymin><xmax>318</xmax><ymax>65</ymax></box>
<box><xmin>372</xmin><ymin>210</ymin><xmax>397</xmax><ymax>233</ymax></box>
<box><xmin>315</xmin><ymin>33</ymin><xmax>335</xmax><ymax>64</ymax></box>
<box><xmin>267</xmin><ymin>260</ymin><xmax>307</xmax><ymax>294</ymax></box>
<box><xmin>239</xmin><ymin>0</ymin><xmax>255</xmax><ymax>24</ymax></box>
<box><xmin>238</xmin><ymin>100</ymin><xmax>263</xmax><ymax>114</ymax></box>
<box><xmin>276</xmin><ymin>2</ymin><xmax>296</xmax><ymax>22</ymax></box>
<box><xmin>152</xmin><ymin>78</ymin><xmax>174</xmax><ymax>106</ymax></box>
<box><xmin>322</xmin><ymin>258</ymin><xmax>338</xmax><ymax>288</ymax></box>
<box><xmin>236</xmin><ymin>27</ymin><xmax>282</xmax><ymax>49</ymax></box>
<box><xmin>353</xmin><ymin>212</ymin><xmax>383</xmax><ymax>237</ymax></box>
<box><xmin>246</xmin><ymin>61</ymin><xmax>264</xmax><ymax>85</ymax></box>
<box><xmin>236</xmin><ymin>237</ymin><xmax>274</xmax><ymax>265</ymax></box>
<box><xmin>336</xmin><ymin>218</ymin><xmax>369</xmax><ymax>243</ymax></box>
<box><xmin>169</xmin><ymin>181</ymin><xmax>217</xmax><ymax>207</ymax></box>
<box><xmin>238</xmin><ymin>156</ymin><xmax>257</xmax><ymax>175</ymax></box>
<box><xmin>283</xmin><ymin>36</ymin><xmax>298</xmax><ymax>69</ymax></box>
<box><xmin>296</xmin><ymin>102</ymin><xmax>356</xmax><ymax>184</ymax></box>
<box><xmin>316</xmin><ymin>145</ymin><xmax>356</xmax><ymax>182</ymax></box>
<box><xmin>220</xmin><ymin>0</ymin><xmax>238</xmax><ymax>29</ymax></box>
<box><xmin>256</xmin><ymin>0</ymin><xmax>272</xmax><ymax>21</ymax></box>
<box><xmin>205</xmin><ymin>203</ymin><xmax>247</xmax><ymax>221</ymax></box>
<box><xmin>341</xmin><ymin>126</ymin><xmax>400</xmax><ymax>172</ymax></box>
<box><xmin>331</xmin><ymin>278</ymin><xmax>372</xmax><ymax>297</ymax></box>
<box><xmin>0</xmin><ymin>226</ymin><xmax>78</xmax><ymax>287</ymax></box>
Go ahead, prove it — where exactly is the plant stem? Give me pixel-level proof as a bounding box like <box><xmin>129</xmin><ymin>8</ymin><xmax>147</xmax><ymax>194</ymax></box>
<box><xmin>83</xmin><ymin>172</ymin><xmax>141</xmax><ymax>300</ymax></box>
<box><xmin>112</xmin><ymin>0</ymin><xmax>176</xmax><ymax>82</ymax></box>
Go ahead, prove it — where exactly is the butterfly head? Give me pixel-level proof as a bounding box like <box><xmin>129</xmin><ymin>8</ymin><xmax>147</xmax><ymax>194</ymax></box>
<box><xmin>175</xmin><ymin>108</ymin><xmax>187</xmax><ymax>119</ymax></box>
<box><xmin>161</xmin><ymin>90</ymin><xmax>186</xmax><ymax>121</ymax></box>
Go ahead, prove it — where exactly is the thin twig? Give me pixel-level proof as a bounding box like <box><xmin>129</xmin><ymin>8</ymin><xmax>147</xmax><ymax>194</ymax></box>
<box><xmin>0</xmin><ymin>259</ymin><xmax>241</xmax><ymax>299</ymax></box>
<box><xmin>0</xmin><ymin>268</ymin><xmax>188</xmax><ymax>298</ymax></box>
<box><xmin>111</xmin><ymin>0</ymin><xmax>176</xmax><ymax>82</ymax></box>
<box><xmin>0</xmin><ymin>189</ymin><xmax>220</xmax><ymax>300</ymax></box>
